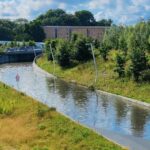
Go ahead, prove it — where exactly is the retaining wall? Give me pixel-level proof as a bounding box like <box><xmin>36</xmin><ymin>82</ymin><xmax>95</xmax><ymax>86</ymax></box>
<box><xmin>0</xmin><ymin>51</ymin><xmax>42</xmax><ymax>64</ymax></box>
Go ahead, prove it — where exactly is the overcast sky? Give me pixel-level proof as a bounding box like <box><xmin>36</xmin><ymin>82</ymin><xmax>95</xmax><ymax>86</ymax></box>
<box><xmin>0</xmin><ymin>0</ymin><xmax>150</xmax><ymax>24</ymax></box>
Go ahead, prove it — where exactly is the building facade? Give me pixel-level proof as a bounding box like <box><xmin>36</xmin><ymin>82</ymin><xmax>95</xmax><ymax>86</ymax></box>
<box><xmin>43</xmin><ymin>26</ymin><xmax>108</xmax><ymax>40</ymax></box>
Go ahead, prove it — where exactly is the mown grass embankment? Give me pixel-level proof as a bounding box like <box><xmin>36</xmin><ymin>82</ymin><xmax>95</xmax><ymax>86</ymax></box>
<box><xmin>37</xmin><ymin>53</ymin><xmax>150</xmax><ymax>103</ymax></box>
<box><xmin>0</xmin><ymin>82</ymin><xmax>124</xmax><ymax>150</ymax></box>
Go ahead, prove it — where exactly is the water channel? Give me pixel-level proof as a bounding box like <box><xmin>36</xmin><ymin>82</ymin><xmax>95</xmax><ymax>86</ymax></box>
<box><xmin>0</xmin><ymin>63</ymin><xmax>150</xmax><ymax>150</ymax></box>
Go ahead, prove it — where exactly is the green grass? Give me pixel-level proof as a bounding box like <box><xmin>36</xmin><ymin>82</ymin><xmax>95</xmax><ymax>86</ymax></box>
<box><xmin>0</xmin><ymin>82</ymin><xmax>125</xmax><ymax>150</ymax></box>
<box><xmin>37</xmin><ymin>52</ymin><xmax>150</xmax><ymax>103</ymax></box>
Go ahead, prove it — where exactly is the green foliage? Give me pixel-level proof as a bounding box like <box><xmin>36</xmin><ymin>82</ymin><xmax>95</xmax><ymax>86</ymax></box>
<box><xmin>56</xmin><ymin>40</ymin><xmax>72</xmax><ymax>67</ymax></box>
<box><xmin>24</xmin><ymin>21</ymin><xmax>45</xmax><ymax>42</ymax></box>
<box><xmin>118</xmin><ymin>29</ymin><xmax>127</xmax><ymax>54</ymax></box>
<box><xmin>141</xmin><ymin>69</ymin><xmax>150</xmax><ymax>82</ymax></box>
<box><xmin>130</xmin><ymin>49</ymin><xmax>148</xmax><ymax>81</ymax></box>
<box><xmin>45</xmin><ymin>39</ymin><xmax>58</xmax><ymax>61</ymax></box>
<box><xmin>74</xmin><ymin>36</ymin><xmax>92</xmax><ymax>61</ymax></box>
<box><xmin>36</xmin><ymin>9</ymin><xmax>112</xmax><ymax>26</ymax></box>
<box><xmin>0</xmin><ymin>19</ymin><xmax>45</xmax><ymax>42</ymax></box>
<box><xmin>0</xmin><ymin>19</ymin><xmax>15</xmax><ymax>41</ymax></box>
<box><xmin>99</xmin><ymin>42</ymin><xmax>109</xmax><ymax>61</ymax></box>
<box><xmin>97</xmin><ymin>19</ymin><xmax>112</xmax><ymax>26</ymax></box>
<box><xmin>127</xmin><ymin>22</ymin><xmax>150</xmax><ymax>52</ymax></box>
<box><xmin>103</xmin><ymin>25</ymin><xmax>122</xmax><ymax>49</ymax></box>
<box><xmin>75</xmin><ymin>10</ymin><xmax>96</xmax><ymax>26</ymax></box>
<box><xmin>28</xmin><ymin>40</ymin><xmax>36</xmax><ymax>46</ymax></box>
<box><xmin>100</xmin><ymin>21</ymin><xmax>150</xmax><ymax>83</ymax></box>
<box><xmin>114</xmin><ymin>53</ymin><xmax>126</xmax><ymax>77</ymax></box>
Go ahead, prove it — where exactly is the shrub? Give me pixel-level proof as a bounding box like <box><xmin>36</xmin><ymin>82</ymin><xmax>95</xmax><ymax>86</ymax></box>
<box><xmin>74</xmin><ymin>37</ymin><xmax>92</xmax><ymax>62</ymax></box>
<box><xmin>141</xmin><ymin>69</ymin><xmax>150</xmax><ymax>82</ymax></box>
<box><xmin>114</xmin><ymin>53</ymin><xmax>126</xmax><ymax>77</ymax></box>
<box><xmin>99</xmin><ymin>42</ymin><xmax>109</xmax><ymax>61</ymax></box>
<box><xmin>56</xmin><ymin>40</ymin><xmax>72</xmax><ymax>67</ymax></box>
<box><xmin>28</xmin><ymin>40</ymin><xmax>36</xmax><ymax>46</ymax></box>
<box><xmin>130</xmin><ymin>49</ymin><xmax>148</xmax><ymax>81</ymax></box>
<box><xmin>45</xmin><ymin>39</ymin><xmax>58</xmax><ymax>61</ymax></box>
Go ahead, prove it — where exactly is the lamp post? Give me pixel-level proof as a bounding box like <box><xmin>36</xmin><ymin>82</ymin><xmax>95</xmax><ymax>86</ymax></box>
<box><xmin>49</xmin><ymin>44</ymin><xmax>55</xmax><ymax>75</ymax></box>
<box><xmin>86</xmin><ymin>43</ymin><xmax>98</xmax><ymax>86</ymax></box>
<box><xmin>49</xmin><ymin>44</ymin><xmax>56</xmax><ymax>93</ymax></box>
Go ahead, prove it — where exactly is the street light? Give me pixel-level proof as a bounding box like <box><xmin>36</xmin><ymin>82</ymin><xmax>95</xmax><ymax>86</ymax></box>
<box><xmin>86</xmin><ymin>43</ymin><xmax>98</xmax><ymax>86</ymax></box>
<box><xmin>49</xmin><ymin>44</ymin><xmax>55</xmax><ymax>75</ymax></box>
<box><xmin>49</xmin><ymin>44</ymin><xmax>56</xmax><ymax>93</ymax></box>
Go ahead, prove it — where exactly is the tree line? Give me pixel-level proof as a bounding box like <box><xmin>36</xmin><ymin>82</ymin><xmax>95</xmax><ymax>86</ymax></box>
<box><xmin>37</xmin><ymin>9</ymin><xmax>112</xmax><ymax>26</ymax></box>
<box><xmin>0</xmin><ymin>9</ymin><xmax>112</xmax><ymax>42</ymax></box>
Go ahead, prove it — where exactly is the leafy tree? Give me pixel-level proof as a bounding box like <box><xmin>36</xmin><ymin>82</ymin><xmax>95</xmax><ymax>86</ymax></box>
<box><xmin>75</xmin><ymin>10</ymin><xmax>96</xmax><ymax>26</ymax></box>
<box><xmin>128</xmin><ymin>22</ymin><xmax>150</xmax><ymax>52</ymax></box>
<box><xmin>103</xmin><ymin>26</ymin><xmax>121</xmax><ymax>49</ymax></box>
<box><xmin>99</xmin><ymin>42</ymin><xmax>109</xmax><ymax>61</ymax></box>
<box><xmin>45</xmin><ymin>39</ymin><xmax>58</xmax><ymax>60</ymax></box>
<box><xmin>24</xmin><ymin>21</ymin><xmax>45</xmax><ymax>42</ymax></box>
<box><xmin>114</xmin><ymin>53</ymin><xmax>126</xmax><ymax>77</ymax></box>
<box><xmin>0</xmin><ymin>19</ymin><xmax>15</xmax><ymax>40</ymax></box>
<box><xmin>74</xmin><ymin>36</ymin><xmax>92</xmax><ymax>61</ymax></box>
<box><xmin>97</xmin><ymin>19</ymin><xmax>112</xmax><ymax>26</ymax></box>
<box><xmin>118</xmin><ymin>30</ymin><xmax>128</xmax><ymax>54</ymax></box>
<box><xmin>56</xmin><ymin>40</ymin><xmax>71</xmax><ymax>67</ymax></box>
<box><xmin>130</xmin><ymin>49</ymin><xmax>148</xmax><ymax>81</ymax></box>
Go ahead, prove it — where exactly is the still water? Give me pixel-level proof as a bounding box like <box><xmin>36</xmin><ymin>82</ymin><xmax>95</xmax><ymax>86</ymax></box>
<box><xmin>0</xmin><ymin>63</ymin><xmax>150</xmax><ymax>150</ymax></box>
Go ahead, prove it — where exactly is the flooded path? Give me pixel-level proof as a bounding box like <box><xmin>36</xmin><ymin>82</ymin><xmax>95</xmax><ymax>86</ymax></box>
<box><xmin>0</xmin><ymin>63</ymin><xmax>150</xmax><ymax>150</ymax></box>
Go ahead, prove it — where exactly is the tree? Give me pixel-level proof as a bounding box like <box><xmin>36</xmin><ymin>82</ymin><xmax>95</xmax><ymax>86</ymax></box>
<box><xmin>130</xmin><ymin>49</ymin><xmax>148</xmax><ymax>81</ymax></box>
<box><xmin>56</xmin><ymin>40</ymin><xmax>71</xmax><ymax>67</ymax></box>
<box><xmin>118</xmin><ymin>30</ymin><xmax>127</xmax><ymax>54</ymax></box>
<box><xmin>45</xmin><ymin>39</ymin><xmax>58</xmax><ymax>60</ymax></box>
<box><xmin>75</xmin><ymin>10</ymin><xmax>96</xmax><ymax>26</ymax></box>
<box><xmin>74</xmin><ymin>36</ymin><xmax>92</xmax><ymax>61</ymax></box>
<box><xmin>97</xmin><ymin>19</ymin><xmax>112</xmax><ymax>26</ymax></box>
<box><xmin>114</xmin><ymin>53</ymin><xmax>126</xmax><ymax>77</ymax></box>
<box><xmin>103</xmin><ymin>26</ymin><xmax>121</xmax><ymax>49</ymax></box>
<box><xmin>0</xmin><ymin>19</ymin><xmax>15</xmax><ymax>40</ymax></box>
<box><xmin>99</xmin><ymin>42</ymin><xmax>109</xmax><ymax>61</ymax></box>
<box><xmin>24</xmin><ymin>21</ymin><xmax>45</xmax><ymax>42</ymax></box>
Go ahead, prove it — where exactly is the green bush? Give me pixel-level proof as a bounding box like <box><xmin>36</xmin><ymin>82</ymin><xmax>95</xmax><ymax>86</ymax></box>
<box><xmin>141</xmin><ymin>69</ymin><xmax>150</xmax><ymax>82</ymax></box>
<box><xmin>56</xmin><ymin>40</ymin><xmax>72</xmax><ymax>67</ymax></box>
<box><xmin>74</xmin><ymin>36</ymin><xmax>92</xmax><ymax>62</ymax></box>
<box><xmin>28</xmin><ymin>40</ymin><xmax>36</xmax><ymax>46</ymax></box>
<box><xmin>99</xmin><ymin>42</ymin><xmax>109</xmax><ymax>61</ymax></box>
<box><xmin>45</xmin><ymin>39</ymin><xmax>58</xmax><ymax>61</ymax></box>
<box><xmin>114</xmin><ymin>53</ymin><xmax>126</xmax><ymax>77</ymax></box>
<box><xmin>130</xmin><ymin>49</ymin><xmax>148</xmax><ymax>81</ymax></box>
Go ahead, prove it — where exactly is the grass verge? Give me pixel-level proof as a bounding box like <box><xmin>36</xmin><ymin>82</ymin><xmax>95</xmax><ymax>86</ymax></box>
<box><xmin>0</xmin><ymin>82</ymin><xmax>124</xmax><ymax>150</ymax></box>
<box><xmin>37</xmin><ymin>53</ymin><xmax>150</xmax><ymax>103</ymax></box>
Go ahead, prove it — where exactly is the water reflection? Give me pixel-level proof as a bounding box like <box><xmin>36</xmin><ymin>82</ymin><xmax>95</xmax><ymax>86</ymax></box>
<box><xmin>71</xmin><ymin>85</ymin><xmax>88</xmax><ymax>108</ymax></box>
<box><xmin>100</xmin><ymin>94</ymin><xmax>109</xmax><ymax>114</ymax></box>
<box><xmin>115</xmin><ymin>99</ymin><xmax>128</xmax><ymax>125</ymax></box>
<box><xmin>131</xmin><ymin>107</ymin><xmax>149</xmax><ymax>137</ymax></box>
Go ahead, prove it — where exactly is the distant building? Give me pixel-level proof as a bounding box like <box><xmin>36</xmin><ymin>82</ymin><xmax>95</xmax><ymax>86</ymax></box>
<box><xmin>43</xmin><ymin>26</ymin><xmax>109</xmax><ymax>40</ymax></box>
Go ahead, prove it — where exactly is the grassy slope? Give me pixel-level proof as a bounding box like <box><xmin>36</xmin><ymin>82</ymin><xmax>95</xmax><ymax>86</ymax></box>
<box><xmin>0</xmin><ymin>82</ymin><xmax>124</xmax><ymax>150</ymax></box>
<box><xmin>37</xmin><ymin>53</ymin><xmax>150</xmax><ymax>103</ymax></box>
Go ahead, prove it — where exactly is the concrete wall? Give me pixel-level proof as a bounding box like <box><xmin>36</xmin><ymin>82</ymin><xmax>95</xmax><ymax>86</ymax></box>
<box><xmin>43</xmin><ymin>26</ymin><xmax>108</xmax><ymax>40</ymax></box>
<box><xmin>0</xmin><ymin>51</ymin><xmax>42</xmax><ymax>64</ymax></box>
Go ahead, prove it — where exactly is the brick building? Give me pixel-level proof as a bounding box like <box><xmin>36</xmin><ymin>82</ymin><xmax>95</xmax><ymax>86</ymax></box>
<box><xmin>43</xmin><ymin>26</ymin><xmax>109</xmax><ymax>40</ymax></box>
